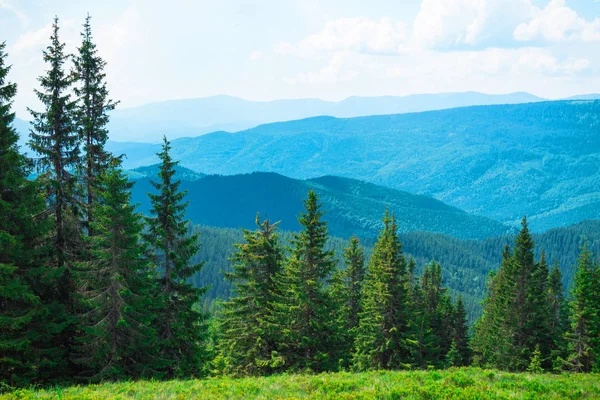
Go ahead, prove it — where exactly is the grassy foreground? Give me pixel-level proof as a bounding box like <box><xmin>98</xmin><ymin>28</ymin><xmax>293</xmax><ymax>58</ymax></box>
<box><xmin>4</xmin><ymin>368</ymin><xmax>600</xmax><ymax>399</ymax></box>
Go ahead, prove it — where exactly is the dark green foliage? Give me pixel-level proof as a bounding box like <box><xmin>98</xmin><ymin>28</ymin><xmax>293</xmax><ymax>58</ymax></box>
<box><xmin>72</xmin><ymin>163</ymin><xmax>157</xmax><ymax>381</ymax></box>
<box><xmin>28</xmin><ymin>16</ymin><xmax>82</xmax><ymax>272</ymax></box>
<box><xmin>216</xmin><ymin>216</ymin><xmax>284</xmax><ymax>376</ymax></box>
<box><xmin>73</xmin><ymin>14</ymin><xmax>117</xmax><ymax>234</ymax></box>
<box><xmin>0</xmin><ymin>42</ymin><xmax>49</xmax><ymax>387</ymax></box>
<box><xmin>144</xmin><ymin>137</ymin><xmax>208</xmax><ymax>378</ymax></box>
<box><xmin>353</xmin><ymin>211</ymin><xmax>411</xmax><ymax>370</ymax></box>
<box><xmin>472</xmin><ymin>218</ymin><xmax>554</xmax><ymax>371</ymax></box>
<box><xmin>26</xmin><ymin>17</ymin><xmax>82</xmax><ymax>381</ymax></box>
<box><xmin>453</xmin><ymin>296</ymin><xmax>472</xmax><ymax>366</ymax></box>
<box><xmin>329</xmin><ymin>236</ymin><xmax>366</xmax><ymax>369</ymax></box>
<box><xmin>270</xmin><ymin>190</ymin><xmax>337</xmax><ymax>372</ymax></box>
<box><xmin>563</xmin><ymin>243</ymin><xmax>600</xmax><ymax>372</ymax></box>
<box><xmin>548</xmin><ymin>263</ymin><xmax>568</xmax><ymax>368</ymax></box>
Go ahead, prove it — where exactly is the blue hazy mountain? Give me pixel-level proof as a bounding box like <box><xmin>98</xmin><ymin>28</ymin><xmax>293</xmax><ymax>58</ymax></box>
<box><xmin>106</xmin><ymin>91</ymin><xmax>544</xmax><ymax>142</ymax></box>
<box><xmin>112</xmin><ymin>100</ymin><xmax>600</xmax><ymax>232</ymax></box>
<box><xmin>128</xmin><ymin>171</ymin><xmax>511</xmax><ymax>240</ymax></box>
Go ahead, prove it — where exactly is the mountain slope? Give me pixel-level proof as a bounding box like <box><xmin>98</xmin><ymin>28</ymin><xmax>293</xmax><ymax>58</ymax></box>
<box><xmin>129</xmin><ymin>172</ymin><xmax>511</xmax><ymax>240</ymax></box>
<box><xmin>116</xmin><ymin>100</ymin><xmax>600</xmax><ymax>231</ymax></box>
<box><xmin>190</xmin><ymin>220</ymin><xmax>600</xmax><ymax>321</ymax></box>
<box><xmin>106</xmin><ymin>92</ymin><xmax>544</xmax><ymax>142</ymax></box>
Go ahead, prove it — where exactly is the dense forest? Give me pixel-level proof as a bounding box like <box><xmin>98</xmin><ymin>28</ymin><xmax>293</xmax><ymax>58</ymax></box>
<box><xmin>1</xmin><ymin>16</ymin><xmax>600</xmax><ymax>390</ymax></box>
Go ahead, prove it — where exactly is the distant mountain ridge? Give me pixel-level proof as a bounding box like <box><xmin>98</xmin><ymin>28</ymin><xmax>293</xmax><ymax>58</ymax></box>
<box><xmin>115</xmin><ymin>100</ymin><xmax>600</xmax><ymax>232</ymax></box>
<box><xmin>128</xmin><ymin>171</ymin><xmax>512</xmax><ymax>240</ymax></box>
<box><xmin>104</xmin><ymin>91</ymin><xmax>545</xmax><ymax>142</ymax></box>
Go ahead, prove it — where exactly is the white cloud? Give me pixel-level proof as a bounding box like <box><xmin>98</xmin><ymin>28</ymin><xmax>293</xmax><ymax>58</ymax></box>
<box><xmin>412</xmin><ymin>0</ymin><xmax>534</xmax><ymax>49</ymax></box>
<box><xmin>276</xmin><ymin>17</ymin><xmax>408</xmax><ymax>56</ymax></box>
<box><xmin>96</xmin><ymin>7</ymin><xmax>143</xmax><ymax>62</ymax></box>
<box><xmin>284</xmin><ymin>52</ymin><xmax>359</xmax><ymax>84</ymax></box>
<box><xmin>11</xmin><ymin>24</ymin><xmax>52</xmax><ymax>52</ymax></box>
<box><xmin>249</xmin><ymin>50</ymin><xmax>263</xmax><ymax>61</ymax></box>
<box><xmin>0</xmin><ymin>0</ymin><xmax>30</xmax><ymax>27</ymax></box>
<box><xmin>514</xmin><ymin>0</ymin><xmax>600</xmax><ymax>42</ymax></box>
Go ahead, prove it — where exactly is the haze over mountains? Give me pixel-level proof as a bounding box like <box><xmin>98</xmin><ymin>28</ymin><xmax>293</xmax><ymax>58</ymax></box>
<box><xmin>14</xmin><ymin>91</ymin><xmax>545</xmax><ymax>145</ymax></box>
<box><xmin>104</xmin><ymin>92</ymin><xmax>547</xmax><ymax>142</ymax></box>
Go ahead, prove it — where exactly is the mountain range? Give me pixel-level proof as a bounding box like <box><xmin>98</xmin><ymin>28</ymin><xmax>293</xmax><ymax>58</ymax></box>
<box><xmin>104</xmin><ymin>92</ymin><xmax>548</xmax><ymax>142</ymax></box>
<box><xmin>128</xmin><ymin>169</ymin><xmax>511</xmax><ymax>240</ymax></box>
<box><xmin>114</xmin><ymin>100</ymin><xmax>600</xmax><ymax>231</ymax></box>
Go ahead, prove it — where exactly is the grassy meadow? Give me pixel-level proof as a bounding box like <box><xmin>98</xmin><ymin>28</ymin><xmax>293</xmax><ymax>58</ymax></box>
<box><xmin>4</xmin><ymin>368</ymin><xmax>600</xmax><ymax>399</ymax></box>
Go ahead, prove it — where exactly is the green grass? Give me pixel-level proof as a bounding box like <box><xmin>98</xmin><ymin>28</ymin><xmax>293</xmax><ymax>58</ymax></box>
<box><xmin>4</xmin><ymin>368</ymin><xmax>600</xmax><ymax>399</ymax></box>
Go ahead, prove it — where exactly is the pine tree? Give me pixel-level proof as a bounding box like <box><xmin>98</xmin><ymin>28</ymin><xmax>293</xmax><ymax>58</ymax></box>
<box><xmin>72</xmin><ymin>162</ymin><xmax>158</xmax><ymax>381</ymax></box>
<box><xmin>73</xmin><ymin>14</ymin><xmax>118</xmax><ymax>235</ymax></box>
<box><xmin>29</xmin><ymin>16</ymin><xmax>81</xmax><ymax>273</ymax></box>
<box><xmin>0</xmin><ymin>41</ymin><xmax>49</xmax><ymax>387</ymax></box>
<box><xmin>330</xmin><ymin>236</ymin><xmax>366</xmax><ymax>370</ymax></box>
<box><xmin>353</xmin><ymin>210</ymin><xmax>410</xmax><ymax>370</ymax></box>
<box><xmin>270</xmin><ymin>190</ymin><xmax>336</xmax><ymax>372</ymax></box>
<box><xmin>342</xmin><ymin>236</ymin><xmax>365</xmax><ymax>334</ymax></box>
<box><xmin>563</xmin><ymin>242</ymin><xmax>599</xmax><ymax>372</ymax></box>
<box><xmin>217</xmin><ymin>215</ymin><xmax>284</xmax><ymax>376</ymax></box>
<box><xmin>27</xmin><ymin>17</ymin><xmax>81</xmax><ymax>381</ymax></box>
<box><xmin>472</xmin><ymin>246</ymin><xmax>517</xmax><ymax>369</ymax></box>
<box><xmin>548</xmin><ymin>262</ymin><xmax>568</xmax><ymax>369</ymax></box>
<box><xmin>144</xmin><ymin>136</ymin><xmax>208</xmax><ymax>378</ymax></box>
<box><xmin>453</xmin><ymin>295</ymin><xmax>472</xmax><ymax>366</ymax></box>
<box><xmin>473</xmin><ymin>217</ymin><xmax>552</xmax><ymax>371</ymax></box>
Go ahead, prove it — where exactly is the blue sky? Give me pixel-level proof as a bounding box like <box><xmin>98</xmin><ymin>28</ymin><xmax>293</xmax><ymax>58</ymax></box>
<box><xmin>2</xmin><ymin>0</ymin><xmax>600</xmax><ymax>118</ymax></box>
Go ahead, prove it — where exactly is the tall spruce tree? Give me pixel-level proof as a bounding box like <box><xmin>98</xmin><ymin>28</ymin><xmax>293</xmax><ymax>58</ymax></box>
<box><xmin>29</xmin><ymin>16</ymin><xmax>81</xmax><ymax>273</ymax></box>
<box><xmin>453</xmin><ymin>295</ymin><xmax>472</xmax><ymax>366</ymax></box>
<box><xmin>548</xmin><ymin>261</ymin><xmax>568</xmax><ymax>368</ymax></box>
<box><xmin>72</xmin><ymin>162</ymin><xmax>158</xmax><ymax>381</ymax></box>
<box><xmin>563</xmin><ymin>242</ymin><xmax>600</xmax><ymax>372</ymax></box>
<box><xmin>73</xmin><ymin>14</ymin><xmax>117</xmax><ymax>235</ymax></box>
<box><xmin>353</xmin><ymin>210</ymin><xmax>411</xmax><ymax>370</ymax></box>
<box><xmin>144</xmin><ymin>136</ymin><xmax>208</xmax><ymax>378</ymax></box>
<box><xmin>27</xmin><ymin>16</ymin><xmax>81</xmax><ymax>380</ymax></box>
<box><xmin>472</xmin><ymin>246</ymin><xmax>517</xmax><ymax>369</ymax></box>
<box><xmin>473</xmin><ymin>218</ymin><xmax>553</xmax><ymax>371</ymax></box>
<box><xmin>329</xmin><ymin>236</ymin><xmax>366</xmax><ymax>369</ymax></box>
<box><xmin>217</xmin><ymin>215</ymin><xmax>284</xmax><ymax>376</ymax></box>
<box><xmin>0</xmin><ymin>42</ymin><xmax>50</xmax><ymax>387</ymax></box>
<box><xmin>270</xmin><ymin>190</ymin><xmax>336</xmax><ymax>372</ymax></box>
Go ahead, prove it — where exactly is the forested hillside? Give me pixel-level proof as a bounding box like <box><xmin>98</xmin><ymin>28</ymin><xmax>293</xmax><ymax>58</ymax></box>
<box><xmin>190</xmin><ymin>220</ymin><xmax>600</xmax><ymax>321</ymax></box>
<box><xmin>129</xmin><ymin>171</ymin><xmax>511</xmax><ymax>240</ymax></box>
<box><xmin>110</xmin><ymin>101</ymin><xmax>600</xmax><ymax>232</ymax></box>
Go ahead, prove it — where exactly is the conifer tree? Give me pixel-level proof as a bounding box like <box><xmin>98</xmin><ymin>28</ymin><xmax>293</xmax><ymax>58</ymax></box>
<box><xmin>472</xmin><ymin>246</ymin><xmax>517</xmax><ymax>369</ymax></box>
<box><xmin>72</xmin><ymin>162</ymin><xmax>158</xmax><ymax>381</ymax></box>
<box><xmin>563</xmin><ymin>243</ymin><xmax>599</xmax><ymax>372</ymax></box>
<box><xmin>548</xmin><ymin>262</ymin><xmax>568</xmax><ymax>368</ymax></box>
<box><xmin>453</xmin><ymin>295</ymin><xmax>472</xmax><ymax>366</ymax></box>
<box><xmin>270</xmin><ymin>190</ymin><xmax>336</xmax><ymax>372</ymax></box>
<box><xmin>217</xmin><ymin>215</ymin><xmax>284</xmax><ymax>376</ymax></box>
<box><xmin>353</xmin><ymin>210</ymin><xmax>410</xmax><ymax>370</ymax></box>
<box><xmin>144</xmin><ymin>136</ymin><xmax>208</xmax><ymax>378</ymax></box>
<box><xmin>29</xmin><ymin>16</ymin><xmax>81</xmax><ymax>273</ymax></box>
<box><xmin>0</xmin><ymin>41</ymin><xmax>49</xmax><ymax>387</ymax></box>
<box><xmin>473</xmin><ymin>218</ymin><xmax>553</xmax><ymax>371</ymax></box>
<box><xmin>27</xmin><ymin>17</ymin><xmax>81</xmax><ymax>380</ymax></box>
<box><xmin>330</xmin><ymin>236</ymin><xmax>365</xmax><ymax>369</ymax></box>
<box><xmin>73</xmin><ymin>14</ymin><xmax>118</xmax><ymax>235</ymax></box>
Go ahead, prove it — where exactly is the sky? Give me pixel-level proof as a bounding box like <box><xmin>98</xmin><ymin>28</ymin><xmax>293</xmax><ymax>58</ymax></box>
<box><xmin>2</xmin><ymin>0</ymin><xmax>600</xmax><ymax>118</ymax></box>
